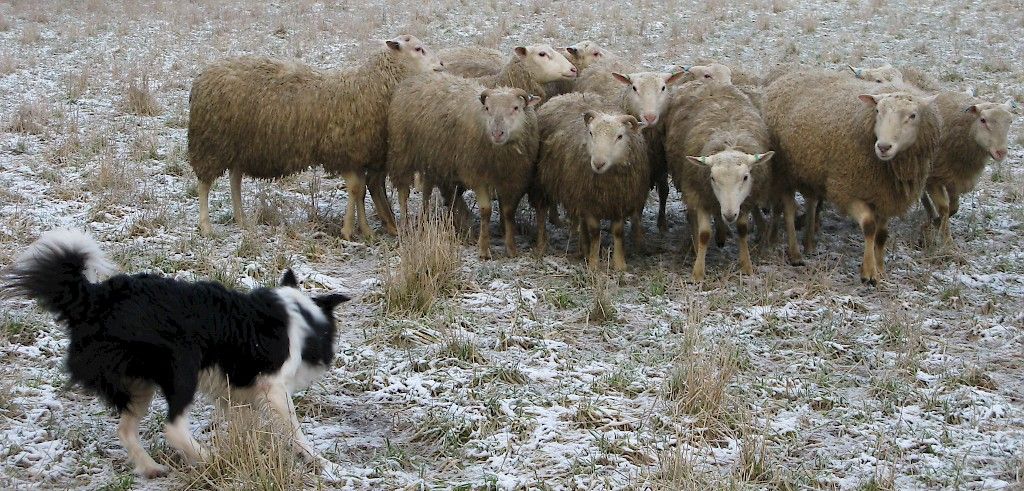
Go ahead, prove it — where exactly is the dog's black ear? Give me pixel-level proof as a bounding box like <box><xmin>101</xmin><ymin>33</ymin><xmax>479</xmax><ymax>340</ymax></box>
<box><xmin>314</xmin><ymin>293</ymin><xmax>351</xmax><ymax>313</ymax></box>
<box><xmin>280</xmin><ymin>269</ymin><xmax>299</xmax><ymax>288</ymax></box>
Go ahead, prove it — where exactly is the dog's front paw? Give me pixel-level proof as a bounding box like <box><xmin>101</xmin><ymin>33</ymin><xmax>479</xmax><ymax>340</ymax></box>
<box><xmin>137</xmin><ymin>463</ymin><xmax>168</xmax><ymax>479</ymax></box>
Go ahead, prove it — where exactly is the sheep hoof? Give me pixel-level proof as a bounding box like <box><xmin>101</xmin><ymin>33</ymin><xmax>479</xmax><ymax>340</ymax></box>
<box><xmin>787</xmin><ymin>255</ymin><xmax>805</xmax><ymax>267</ymax></box>
<box><xmin>860</xmin><ymin>275</ymin><xmax>878</xmax><ymax>287</ymax></box>
<box><xmin>658</xmin><ymin>220</ymin><xmax>669</xmax><ymax>233</ymax></box>
<box><xmin>479</xmin><ymin>250</ymin><xmax>492</xmax><ymax>260</ymax></box>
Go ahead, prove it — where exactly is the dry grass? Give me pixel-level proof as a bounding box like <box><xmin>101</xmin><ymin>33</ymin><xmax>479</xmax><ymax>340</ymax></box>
<box><xmin>799</xmin><ymin>13</ymin><xmax>819</xmax><ymax>33</ymax></box>
<box><xmin>6</xmin><ymin>100</ymin><xmax>49</xmax><ymax>134</ymax></box>
<box><xmin>381</xmin><ymin>210</ymin><xmax>462</xmax><ymax>316</ymax></box>
<box><xmin>122</xmin><ymin>73</ymin><xmax>162</xmax><ymax>116</ymax></box>
<box><xmin>174</xmin><ymin>403</ymin><xmax>309</xmax><ymax>490</ymax></box>
<box><xmin>664</xmin><ymin>334</ymin><xmax>744</xmax><ymax>438</ymax></box>
<box><xmin>586</xmin><ymin>269</ymin><xmax>616</xmax><ymax>324</ymax></box>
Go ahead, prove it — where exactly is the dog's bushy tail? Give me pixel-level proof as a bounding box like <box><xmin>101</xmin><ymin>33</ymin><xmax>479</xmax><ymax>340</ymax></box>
<box><xmin>2</xmin><ymin>229</ymin><xmax>118</xmax><ymax>323</ymax></box>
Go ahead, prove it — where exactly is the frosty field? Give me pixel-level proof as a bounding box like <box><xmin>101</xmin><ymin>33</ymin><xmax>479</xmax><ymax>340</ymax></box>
<box><xmin>1</xmin><ymin>0</ymin><xmax>1023</xmax><ymax>489</ymax></box>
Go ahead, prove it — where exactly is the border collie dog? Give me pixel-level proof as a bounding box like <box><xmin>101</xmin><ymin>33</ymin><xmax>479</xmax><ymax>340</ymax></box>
<box><xmin>1</xmin><ymin>230</ymin><xmax>350</xmax><ymax>479</ymax></box>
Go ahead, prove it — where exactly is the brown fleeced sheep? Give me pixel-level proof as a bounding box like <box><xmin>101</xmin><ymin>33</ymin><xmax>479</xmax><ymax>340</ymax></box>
<box><xmin>546</xmin><ymin>41</ymin><xmax>614</xmax><ymax>97</ymax></box>
<box><xmin>575</xmin><ymin>59</ymin><xmax>686</xmax><ymax>235</ymax></box>
<box><xmin>439</xmin><ymin>44</ymin><xmax>577</xmax><ymax>101</ymax></box>
<box><xmin>764</xmin><ymin>70</ymin><xmax>942</xmax><ymax>285</ymax></box>
<box><xmin>188</xmin><ymin>35</ymin><xmax>443</xmax><ymax>239</ymax></box>
<box><xmin>849</xmin><ymin>63</ymin><xmax>943</xmax><ymax>92</ymax></box>
<box><xmin>531</xmin><ymin>93</ymin><xmax>651</xmax><ymax>271</ymax></box>
<box><xmin>664</xmin><ymin>81</ymin><xmax>779</xmax><ymax>281</ymax></box>
<box><xmin>387</xmin><ymin>74</ymin><xmax>540</xmax><ymax>259</ymax></box>
<box><xmin>921</xmin><ymin>92</ymin><xmax>1015</xmax><ymax>241</ymax></box>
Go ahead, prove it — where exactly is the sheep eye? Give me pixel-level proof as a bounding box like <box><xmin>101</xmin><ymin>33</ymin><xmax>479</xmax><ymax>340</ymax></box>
<box><xmin>876</xmin><ymin>79</ymin><xmax>882</xmax><ymax>83</ymax></box>
<box><xmin>593</xmin><ymin>52</ymin><xmax>601</xmax><ymax>57</ymax></box>
<box><xmin>513</xmin><ymin>106</ymin><xmax>519</xmax><ymax>111</ymax></box>
<box><xmin>539</xmin><ymin>51</ymin><xmax>547</xmax><ymax>57</ymax></box>
<box><xmin>415</xmin><ymin>47</ymin><xmax>424</xmax><ymax>53</ymax></box>
<box><xmin>661</xmin><ymin>86</ymin><xmax>666</xmax><ymax>91</ymax></box>
<box><xmin>632</xmin><ymin>86</ymin><xmax>638</xmax><ymax>92</ymax></box>
<box><xmin>484</xmin><ymin>106</ymin><xmax>489</xmax><ymax>111</ymax></box>
<box><xmin>909</xmin><ymin>113</ymin><xmax>917</xmax><ymax>120</ymax></box>
<box><xmin>743</xmin><ymin>175</ymin><xmax>749</xmax><ymax>181</ymax></box>
<box><xmin>703</xmin><ymin>74</ymin><xmax>712</xmax><ymax>79</ymax></box>
<box><xmin>616</xmin><ymin>134</ymin><xmax>623</xmax><ymax>140</ymax></box>
<box><xmin>980</xmin><ymin>118</ymin><xmax>987</xmax><ymax>124</ymax></box>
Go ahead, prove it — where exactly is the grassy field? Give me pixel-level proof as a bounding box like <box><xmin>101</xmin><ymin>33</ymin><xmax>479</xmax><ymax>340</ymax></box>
<box><xmin>1</xmin><ymin>0</ymin><xmax>1022</xmax><ymax>489</ymax></box>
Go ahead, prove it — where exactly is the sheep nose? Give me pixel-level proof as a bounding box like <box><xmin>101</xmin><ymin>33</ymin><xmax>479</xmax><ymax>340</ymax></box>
<box><xmin>723</xmin><ymin>212</ymin><xmax>738</xmax><ymax>224</ymax></box>
<box><xmin>570</xmin><ymin>66</ymin><xmax>578</xmax><ymax>74</ymax></box>
<box><xmin>643</xmin><ymin>113</ymin><xmax>658</xmax><ymax>124</ymax></box>
<box><xmin>491</xmin><ymin>130</ymin><xmax>505</xmax><ymax>140</ymax></box>
<box><xmin>876</xmin><ymin>143</ymin><xmax>892</xmax><ymax>154</ymax></box>
<box><xmin>993</xmin><ymin>149</ymin><xmax>1007</xmax><ymax>161</ymax></box>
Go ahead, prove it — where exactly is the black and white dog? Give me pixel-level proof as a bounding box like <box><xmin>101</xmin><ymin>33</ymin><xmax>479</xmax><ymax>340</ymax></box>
<box><xmin>1</xmin><ymin>230</ymin><xmax>350</xmax><ymax>479</ymax></box>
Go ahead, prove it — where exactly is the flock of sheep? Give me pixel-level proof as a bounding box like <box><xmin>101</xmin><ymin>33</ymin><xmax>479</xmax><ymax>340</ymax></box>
<box><xmin>187</xmin><ymin>35</ymin><xmax>1017</xmax><ymax>285</ymax></box>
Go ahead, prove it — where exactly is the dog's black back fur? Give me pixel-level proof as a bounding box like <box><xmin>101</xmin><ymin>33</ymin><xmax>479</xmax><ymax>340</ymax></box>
<box><xmin>3</xmin><ymin>233</ymin><xmax>347</xmax><ymax>422</ymax></box>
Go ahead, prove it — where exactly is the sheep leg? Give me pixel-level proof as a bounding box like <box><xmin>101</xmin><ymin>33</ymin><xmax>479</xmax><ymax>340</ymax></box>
<box><xmin>684</xmin><ymin>209</ymin><xmax>697</xmax><ymax>256</ymax></box>
<box><xmin>714</xmin><ymin>216</ymin><xmax>729</xmax><ymax>248</ymax></box>
<box><xmin>781</xmin><ymin>193</ymin><xmax>804</xmax><ymax>266</ymax></box>
<box><xmin>874</xmin><ymin>218</ymin><xmax>889</xmax><ymax>275</ymax></box>
<box><xmin>803</xmin><ymin>195</ymin><xmax>819</xmax><ymax>253</ymax></box>
<box><xmin>353</xmin><ymin>173</ymin><xmax>374</xmax><ymax>238</ymax></box>
<box><xmin>229</xmin><ymin>168</ymin><xmax>248</xmax><ymax>229</ymax></box>
<box><xmin>397</xmin><ymin>183</ymin><xmax>411</xmax><ymax>228</ymax></box>
<box><xmin>948</xmin><ymin>189</ymin><xmax>961</xmax><ymax>218</ymax></box>
<box><xmin>611</xmin><ymin>219</ymin><xmax>626</xmax><ymax>271</ymax></box>
<box><xmin>418</xmin><ymin>176</ymin><xmax>433</xmax><ymax>219</ymax></box>
<box><xmin>692</xmin><ymin>209</ymin><xmax>712</xmax><ymax>282</ymax></box>
<box><xmin>198</xmin><ymin>179</ymin><xmax>214</xmax><ymax>236</ymax></box>
<box><xmin>848</xmin><ymin>200</ymin><xmax>879</xmax><ymax>286</ymax></box>
<box><xmin>737</xmin><ymin>212</ymin><xmax>753</xmax><ymax>275</ymax></box>
<box><xmin>367</xmin><ymin>170</ymin><xmax>397</xmax><ymax>236</ymax></box>
<box><xmin>631</xmin><ymin>211</ymin><xmax>644</xmax><ymax>246</ymax></box>
<box><xmin>548</xmin><ymin>205</ymin><xmax>563</xmax><ymax>227</ymax></box>
<box><xmin>118</xmin><ymin>385</ymin><xmax>166</xmax><ymax>478</ymax></box>
<box><xmin>657</xmin><ymin>175</ymin><xmax>670</xmax><ymax>233</ymax></box>
<box><xmin>576</xmin><ymin>215</ymin><xmax>590</xmax><ymax>261</ymax></box>
<box><xmin>499</xmin><ymin>195</ymin><xmax>519</xmax><ymax>258</ymax></box>
<box><xmin>752</xmin><ymin>206</ymin><xmax>768</xmax><ymax>247</ymax></box>
<box><xmin>535</xmin><ymin>203</ymin><xmax>548</xmax><ymax>256</ymax></box>
<box><xmin>584</xmin><ymin>215</ymin><xmax>601</xmax><ymax>268</ymax></box>
<box><xmin>930</xmin><ymin>184</ymin><xmax>952</xmax><ymax>243</ymax></box>
<box><xmin>476</xmin><ymin>187</ymin><xmax>493</xmax><ymax>260</ymax></box>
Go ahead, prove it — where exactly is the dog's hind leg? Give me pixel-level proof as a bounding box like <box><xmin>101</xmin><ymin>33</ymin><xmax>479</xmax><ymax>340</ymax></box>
<box><xmin>117</xmin><ymin>383</ymin><xmax>166</xmax><ymax>478</ymax></box>
<box><xmin>264</xmin><ymin>381</ymin><xmax>341</xmax><ymax>480</ymax></box>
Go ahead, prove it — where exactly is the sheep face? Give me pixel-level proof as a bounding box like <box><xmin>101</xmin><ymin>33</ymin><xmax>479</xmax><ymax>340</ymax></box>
<box><xmin>686</xmin><ymin>150</ymin><xmax>774</xmax><ymax>223</ymax></box>
<box><xmin>967</xmin><ymin>101</ymin><xmax>1014</xmax><ymax>161</ymax></box>
<box><xmin>386</xmin><ymin>35</ymin><xmax>444</xmax><ymax>73</ymax></box>
<box><xmin>514</xmin><ymin>44</ymin><xmax>578</xmax><ymax>83</ymax></box>
<box><xmin>612</xmin><ymin>71</ymin><xmax>687</xmax><ymax>125</ymax></box>
<box><xmin>682</xmin><ymin>64</ymin><xmax>733</xmax><ymax>85</ymax></box>
<box><xmin>479</xmin><ymin>88</ymin><xmax>539</xmax><ymax>145</ymax></box>
<box><xmin>848</xmin><ymin>64</ymin><xmax>903</xmax><ymax>84</ymax></box>
<box><xmin>859</xmin><ymin>93</ymin><xmax>935</xmax><ymax>161</ymax></box>
<box><xmin>583</xmin><ymin>111</ymin><xmax>645</xmax><ymax>174</ymax></box>
<box><xmin>563</xmin><ymin>41</ymin><xmax>607</xmax><ymax>70</ymax></box>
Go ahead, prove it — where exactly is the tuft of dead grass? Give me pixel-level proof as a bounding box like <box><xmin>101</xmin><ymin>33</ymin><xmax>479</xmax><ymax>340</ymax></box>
<box><xmin>174</xmin><ymin>403</ymin><xmax>309</xmax><ymax>490</ymax></box>
<box><xmin>586</xmin><ymin>269</ymin><xmax>616</xmax><ymax>324</ymax></box>
<box><xmin>6</xmin><ymin>100</ymin><xmax>49</xmax><ymax>134</ymax></box>
<box><xmin>122</xmin><ymin>73</ymin><xmax>162</xmax><ymax>116</ymax></box>
<box><xmin>664</xmin><ymin>333</ymin><xmax>744</xmax><ymax>438</ymax></box>
<box><xmin>381</xmin><ymin>210</ymin><xmax>462</xmax><ymax>316</ymax></box>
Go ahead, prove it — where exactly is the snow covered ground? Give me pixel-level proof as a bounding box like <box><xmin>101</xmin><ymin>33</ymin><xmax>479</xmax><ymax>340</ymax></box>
<box><xmin>1</xmin><ymin>0</ymin><xmax>1022</xmax><ymax>489</ymax></box>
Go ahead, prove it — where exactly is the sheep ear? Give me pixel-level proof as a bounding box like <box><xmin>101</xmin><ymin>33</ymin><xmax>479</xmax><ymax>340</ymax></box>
<box><xmin>479</xmin><ymin>89</ymin><xmax>492</xmax><ymax>107</ymax></box>
<box><xmin>611</xmin><ymin>72</ymin><xmax>631</xmax><ymax>85</ymax></box>
<box><xmin>565</xmin><ymin>46</ymin><xmax>579</xmax><ymax>56</ymax></box>
<box><xmin>525</xmin><ymin>94</ymin><xmax>541</xmax><ymax>107</ymax></box>
<box><xmin>386</xmin><ymin>40</ymin><xmax>401</xmax><ymax>51</ymax></box>
<box><xmin>748</xmin><ymin>151</ymin><xmax>775</xmax><ymax>164</ymax></box>
<box><xmin>678</xmin><ymin>65</ymin><xmax>691</xmax><ymax>73</ymax></box>
<box><xmin>514</xmin><ymin>46</ymin><xmax>528</xmax><ymax>58</ymax></box>
<box><xmin>583</xmin><ymin>110</ymin><xmax>598</xmax><ymax>126</ymax></box>
<box><xmin>964</xmin><ymin>105</ymin><xmax>980</xmax><ymax>115</ymax></box>
<box><xmin>280</xmin><ymin>269</ymin><xmax>299</xmax><ymax>288</ymax></box>
<box><xmin>920</xmin><ymin>94</ymin><xmax>939</xmax><ymax>105</ymax></box>
<box><xmin>848</xmin><ymin>65</ymin><xmax>860</xmax><ymax>77</ymax></box>
<box><xmin>686</xmin><ymin>156</ymin><xmax>708</xmax><ymax>166</ymax></box>
<box><xmin>666</xmin><ymin>70</ymin><xmax>687</xmax><ymax>85</ymax></box>
<box><xmin>858</xmin><ymin>94</ymin><xmax>879</xmax><ymax>106</ymax></box>
<box><xmin>1004</xmin><ymin>98</ymin><xmax>1019</xmax><ymax>112</ymax></box>
<box><xmin>313</xmin><ymin>293</ymin><xmax>351</xmax><ymax>314</ymax></box>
